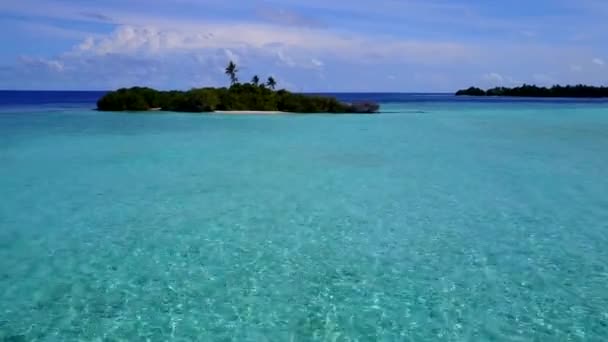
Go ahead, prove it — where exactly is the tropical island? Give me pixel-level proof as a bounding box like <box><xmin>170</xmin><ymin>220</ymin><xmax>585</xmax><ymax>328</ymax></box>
<box><xmin>455</xmin><ymin>84</ymin><xmax>608</xmax><ymax>98</ymax></box>
<box><xmin>97</xmin><ymin>61</ymin><xmax>379</xmax><ymax>114</ymax></box>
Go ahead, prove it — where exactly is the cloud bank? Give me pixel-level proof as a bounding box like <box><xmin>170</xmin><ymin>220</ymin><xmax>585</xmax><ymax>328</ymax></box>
<box><xmin>0</xmin><ymin>0</ymin><xmax>607</xmax><ymax>91</ymax></box>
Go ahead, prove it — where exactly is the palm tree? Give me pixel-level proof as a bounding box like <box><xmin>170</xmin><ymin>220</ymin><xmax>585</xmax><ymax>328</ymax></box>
<box><xmin>251</xmin><ymin>75</ymin><xmax>260</xmax><ymax>86</ymax></box>
<box><xmin>225</xmin><ymin>61</ymin><xmax>238</xmax><ymax>85</ymax></box>
<box><xmin>266</xmin><ymin>76</ymin><xmax>277</xmax><ymax>90</ymax></box>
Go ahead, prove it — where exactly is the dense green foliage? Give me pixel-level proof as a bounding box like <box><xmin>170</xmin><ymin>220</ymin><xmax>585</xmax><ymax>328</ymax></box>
<box><xmin>456</xmin><ymin>84</ymin><xmax>608</xmax><ymax>98</ymax></box>
<box><xmin>96</xmin><ymin>85</ymin><xmax>379</xmax><ymax>113</ymax></box>
<box><xmin>97</xmin><ymin>60</ymin><xmax>379</xmax><ymax>113</ymax></box>
<box><xmin>455</xmin><ymin>86</ymin><xmax>486</xmax><ymax>96</ymax></box>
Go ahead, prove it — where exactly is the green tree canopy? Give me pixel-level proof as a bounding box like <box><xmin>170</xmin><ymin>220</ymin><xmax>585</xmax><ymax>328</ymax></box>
<box><xmin>456</xmin><ymin>84</ymin><xmax>608</xmax><ymax>98</ymax></box>
<box><xmin>96</xmin><ymin>61</ymin><xmax>381</xmax><ymax>113</ymax></box>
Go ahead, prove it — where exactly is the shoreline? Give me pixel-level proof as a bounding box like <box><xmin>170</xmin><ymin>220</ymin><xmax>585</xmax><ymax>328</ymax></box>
<box><xmin>213</xmin><ymin>110</ymin><xmax>286</xmax><ymax>115</ymax></box>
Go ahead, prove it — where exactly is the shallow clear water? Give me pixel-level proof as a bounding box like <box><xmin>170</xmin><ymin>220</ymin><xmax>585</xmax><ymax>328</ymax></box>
<box><xmin>1</xmin><ymin>96</ymin><xmax>608</xmax><ymax>341</ymax></box>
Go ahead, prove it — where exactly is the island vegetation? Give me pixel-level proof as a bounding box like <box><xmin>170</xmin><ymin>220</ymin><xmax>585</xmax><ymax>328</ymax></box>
<box><xmin>455</xmin><ymin>84</ymin><xmax>608</xmax><ymax>98</ymax></box>
<box><xmin>97</xmin><ymin>61</ymin><xmax>380</xmax><ymax>113</ymax></box>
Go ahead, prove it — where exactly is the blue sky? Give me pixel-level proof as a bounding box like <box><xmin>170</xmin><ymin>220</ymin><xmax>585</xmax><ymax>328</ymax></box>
<box><xmin>0</xmin><ymin>0</ymin><xmax>607</xmax><ymax>91</ymax></box>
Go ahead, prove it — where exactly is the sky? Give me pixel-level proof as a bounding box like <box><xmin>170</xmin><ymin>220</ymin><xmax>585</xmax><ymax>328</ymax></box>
<box><xmin>0</xmin><ymin>0</ymin><xmax>607</xmax><ymax>91</ymax></box>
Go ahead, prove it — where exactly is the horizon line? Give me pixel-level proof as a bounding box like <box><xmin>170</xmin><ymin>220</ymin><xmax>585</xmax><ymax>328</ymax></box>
<box><xmin>0</xmin><ymin>89</ymin><xmax>456</xmax><ymax>94</ymax></box>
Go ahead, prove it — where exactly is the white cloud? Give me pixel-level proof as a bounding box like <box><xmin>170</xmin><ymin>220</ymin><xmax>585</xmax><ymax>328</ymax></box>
<box><xmin>70</xmin><ymin>25</ymin><xmax>473</xmax><ymax>66</ymax></box>
<box><xmin>223</xmin><ymin>49</ymin><xmax>240</xmax><ymax>65</ymax></box>
<box><xmin>532</xmin><ymin>73</ymin><xmax>555</xmax><ymax>85</ymax></box>
<box><xmin>48</xmin><ymin>61</ymin><xmax>65</xmax><ymax>72</ymax></box>
<box><xmin>275</xmin><ymin>50</ymin><xmax>296</xmax><ymax>67</ymax></box>
<box><xmin>78</xmin><ymin>37</ymin><xmax>95</xmax><ymax>51</ymax></box>
<box><xmin>2</xmin><ymin>1</ymin><xmax>607</xmax><ymax>91</ymax></box>
<box><xmin>19</xmin><ymin>56</ymin><xmax>64</xmax><ymax>72</ymax></box>
<box><xmin>480</xmin><ymin>72</ymin><xmax>524</xmax><ymax>87</ymax></box>
<box><xmin>592</xmin><ymin>58</ymin><xmax>605</xmax><ymax>66</ymax></box>
<box><xmin>482</xmin><ymin>72</ymin><xmax>504</xmax><ymax>83</ymax></box>
<box><xmin>4</xmin><ymin>39</ymin><xmax>328</xmax><ymax>90</ymax></box>
<box><xmin>311</xmin><ymin>58</ymin><xmax>324</xmax><ymax>68</ymax></box>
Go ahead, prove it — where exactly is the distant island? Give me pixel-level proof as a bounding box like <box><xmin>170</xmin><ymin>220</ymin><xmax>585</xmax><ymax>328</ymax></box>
<box><xmin>97</xmin><ymin>61</ymin><xmax>379</xmax><ymax>114</ymax></box>
<box><xmin>455</xmin><ymin>84</ymin><xmax>608</xmax><ymax>98</ymax></box>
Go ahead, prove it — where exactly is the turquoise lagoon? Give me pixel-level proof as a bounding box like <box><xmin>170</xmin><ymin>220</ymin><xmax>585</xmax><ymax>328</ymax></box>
<box><xmin>1</xmin><ymin>93</ymin><xmax>608</xmax><ymax>340</ymax></box>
